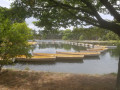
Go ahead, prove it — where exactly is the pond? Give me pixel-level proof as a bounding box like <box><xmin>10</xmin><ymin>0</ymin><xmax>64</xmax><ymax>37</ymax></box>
<box><xmin>4</xmin><ymin>40</ymin><xmax>119</xmax><ymax>74</ymax></box>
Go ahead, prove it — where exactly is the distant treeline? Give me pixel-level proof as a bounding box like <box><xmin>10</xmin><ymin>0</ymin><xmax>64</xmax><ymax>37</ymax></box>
<box><xmin>32</xmin><ymin>27</ymin><xmax>120</xmax><ymax>40</ymax></box>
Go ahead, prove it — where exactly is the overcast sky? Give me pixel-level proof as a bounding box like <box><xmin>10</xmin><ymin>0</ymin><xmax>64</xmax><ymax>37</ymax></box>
<box><xmin>0</xmin><ymin>0</ymin><xmax>12</xmax><ymax>8</ymax></box>
<box><xmin>0</xmin><ymin>0</ymin><xmax>114</xmax><ymax>31</ymax></box>
<box><xmin>0</xmin><ymin>0</ymin><xmax>40</xmax><ymax>31</ymax></box>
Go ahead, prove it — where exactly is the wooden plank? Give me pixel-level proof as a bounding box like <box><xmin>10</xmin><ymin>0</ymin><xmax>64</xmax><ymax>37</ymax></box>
<box><xmin>56</xmin><ymin>51</ymin><xmax>100</xmax><ymax>57</ymax></box>
<box><xmin>33</xmin><ymin>53</ymin><xmax>84</xmax><ymax>60</ymax></box>
<box><xmin>56</xmin><ymin>54</ymin><xmax>84</xmax><ymax>60</ymax></box>
<box><xmin>16</xmin><ymin>56</ymin><xmax>56</xmax><ymax>62</ymax></box>
<box><xmin>28</xmin><ymin>42</ymin><xmax>37</xmax><ymax>45</ymax></box>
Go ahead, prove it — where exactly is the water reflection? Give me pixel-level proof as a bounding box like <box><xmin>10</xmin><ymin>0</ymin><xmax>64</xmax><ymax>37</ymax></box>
<box><xmin>14</xmin><ymin>61</ymin><xmax>56</xmax><ymax>65</ymax></box>
<box><xmin>15</xmin><ymin>59</ymin><xmax>84</xmax><ymax>64</ymax></box>
<box><xmin>56</xmin><ymin>59</ymin><xmax>84</xmax><ymax>63</ymax></box>
<box><xmin>34</xmin><ymin>43</ymin><xmax>86</xmax><ymax>52</ymax></box>
<box><xmin>4</xmin><ymin>41</ymin><xmax>119</xmax><ymax>74</ymax></box>
<box><xmin>84</xmin><ymin>56</ymin><xmax>100</xmax><ymax>60</ymax></box>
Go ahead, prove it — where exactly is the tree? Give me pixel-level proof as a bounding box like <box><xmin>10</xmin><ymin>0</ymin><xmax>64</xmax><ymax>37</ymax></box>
<box><xmin>10</xmin><ymin>0</ymin><xmax>120</xmax><ymax>89</ymax></box>
<box><xmin>62</xmin><ymin>29</ymin><xmax>72</xmax><ymax>40</ymax></box>
<box><xmin>106</xmin><ymin>31</ymin><xmax>120</xmax><ymax>40</ymax></box>
<box><xmin>0</xmin><ymin>15</ymin><xmax>32</xmax><ymax>73</ymax></box>
<box><xmin>72</xmin><ymin>28</ymin><xmax>82</xmax><ymax>40</ymax></box>
<box><xmin>12</xmin><ymin>0</ymin><xmax>120</xmax><ymax>36</ymax></box>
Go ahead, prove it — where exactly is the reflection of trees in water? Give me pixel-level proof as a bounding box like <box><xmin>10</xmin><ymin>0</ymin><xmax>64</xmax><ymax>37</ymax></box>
<box><xmin>36</xmin><ymin>43</ymin><xmax>86</xmax><ymax>51</ymax></box>
<box><xmin>72</xmin><ymin>45</ymin><xmax>86</xmax><ymax>52</ymax></box>
<box><xmin>38</xmin><ymin>44</ymin><xmax>62</xmax><ymax>49</ymax></box>
<box><xmin>108</xmin><ymin>49</ymin><xmax>118</xmax><ymax>57</ymax></box>
<box><xmin>94</xmin><ymin>42</ymin><xmax>117</xmax><ymax>46</ymax></box>
<box><xmin>56</xmin><ymin>59</ymin><xmax>83</xmax><ymax>63</ymax></box>
<box><xmin>15</xmin><ymin>59</ymin><xmax>84</xmax><ymax>64</ymax></box>
<box><xmin>62</xmin><ymin>44</ymin><xmax>71</xmax><ymax>50</ymax></box>
<box><xmin>31</xmin><ymin>45</ymin><xmax>37</xmax><ymax>51</ymax></box>
<box><xmin>15</xmin><ymin>61</ymin><xmax>56</xmax><ymax>65</ymax></box>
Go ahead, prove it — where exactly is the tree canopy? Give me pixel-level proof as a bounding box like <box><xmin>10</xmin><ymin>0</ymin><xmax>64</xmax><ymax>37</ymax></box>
<box><xmin>0</xmin><ymin>7</ymin><xmax>33</xmax><ymax>72</ymax></box>
<box><xmin>12</xmin><ymin>0</ymin><xmax>120</xmax><ymax>36</ymax></box>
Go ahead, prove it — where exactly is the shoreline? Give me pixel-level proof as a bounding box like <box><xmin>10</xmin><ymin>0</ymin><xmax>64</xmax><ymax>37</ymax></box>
<box><xmin>3</xmin><ymin>67</ymin><xmax>117</xmax><ymax>75</ymax></box>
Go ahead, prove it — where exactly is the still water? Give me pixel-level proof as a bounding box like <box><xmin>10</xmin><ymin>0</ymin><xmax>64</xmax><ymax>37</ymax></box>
<box><xmin>4</xmin><ymin>40</ymin><xmax>119</xmax><ymax>74</ymax></box>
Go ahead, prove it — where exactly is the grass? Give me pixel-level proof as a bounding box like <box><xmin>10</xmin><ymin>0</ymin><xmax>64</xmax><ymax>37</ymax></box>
<box><xmin>24</xmin><ymin>67</ymin><xmax>30</xmax><ymax>70</ymax></box>
<box><xmin>109</xmin><ymin>72</ymin><xmax>117</xmax><ymax>76</ymax></box>
<box><xmin>0</xmin><ymin>69</ymin><xmax>117</xmax><ymax>90</ymax></box>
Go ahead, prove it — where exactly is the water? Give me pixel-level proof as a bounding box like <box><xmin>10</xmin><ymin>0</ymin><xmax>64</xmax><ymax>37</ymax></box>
<box><xmin>4</xmin><ymin>40</ymin><xmax>119</xmax><ymax>74</ymax></box>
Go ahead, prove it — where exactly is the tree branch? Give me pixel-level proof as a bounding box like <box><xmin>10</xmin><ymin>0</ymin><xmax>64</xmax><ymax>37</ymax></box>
<box><xmin>80</xmin><ymin>0</ymin><xmax>104</xmax><ymax>24</ymax></box>
<box><xmin>60</xmin><ymin>6</ymin><xmax>100</xmax><ymax>27</ymax></box>
<box><xmin>100</xmin><ymin>0</ymin><xmax>120</xmax><ymax>22</ymax></box>
<box><xmin>48</xmin><ymin>0</ymin><xmax>101</xmax><ymax>27</ymax></box>
<box><xmin>50</xmin><ymin>0</ymin><xmax>94</xmax><ymax>16</ymax></box>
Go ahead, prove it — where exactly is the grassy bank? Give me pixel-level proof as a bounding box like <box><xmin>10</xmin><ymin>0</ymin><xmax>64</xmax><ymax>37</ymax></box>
<box><xmin>0</xmin><ymin>69</ymin><xmax>116</xmax><ymax>90</ymax></box>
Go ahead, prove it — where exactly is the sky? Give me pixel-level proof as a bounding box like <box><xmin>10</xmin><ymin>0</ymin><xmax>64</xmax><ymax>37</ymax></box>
<box><xmin>0</xmin><ymin>0</ymin><xmax>114</xmax><ymax>31</ymax></box>
<box><xmin>0</xmin><ymin>0</ymin><xmax>40</xmax><ymax>31</ymax></box>
<box><xmin>0</xmin><ymin>0</ymin><xmax>12</xmax><ymax>8</ymax></box>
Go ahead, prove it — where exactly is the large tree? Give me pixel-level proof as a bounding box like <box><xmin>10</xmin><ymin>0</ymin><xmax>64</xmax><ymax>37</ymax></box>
<box><xmin>12</xmin><ymin>0</ymin><xmax>120</xmax><ymax>35</ymax></box>
<box><xmin>10</xmin><ymin>0</ymin><xmax>120</xmax><ymax>89</ymax></box>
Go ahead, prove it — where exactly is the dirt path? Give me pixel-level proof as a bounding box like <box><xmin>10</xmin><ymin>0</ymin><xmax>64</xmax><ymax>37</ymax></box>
<box><xmin>0</xmin><ymin>70</ymin><xmax>116</xmax><ymax>90</ymax></box>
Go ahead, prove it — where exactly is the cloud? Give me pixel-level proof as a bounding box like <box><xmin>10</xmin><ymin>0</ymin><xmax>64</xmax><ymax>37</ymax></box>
<box><xmin>99</xmin><ymin>13</ymin><xmax>114</xmax><ymax>21</ymax></box>
<box><xmin>25</xmin><ymin>17</ymin><xmax>38</xmax><ymax>25</ymax></box>
<box><xmin>28</xmin><ymin>23</ymin><xmax>40</xmax><ymax>31</ymax></box>
<box><xmin>0</xmin><ymin>0</ymin><xmax>13</xmax><ymax>8</ymax></box>
<box><xmin>25</xmin><ymin>17</ymin><xmax>41</xmax><ymax>31</ymax></box>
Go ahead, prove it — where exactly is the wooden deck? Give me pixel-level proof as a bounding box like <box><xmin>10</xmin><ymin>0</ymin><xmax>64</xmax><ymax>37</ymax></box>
<box><xmin>56</xmin><ymin>51</ymin><xmax>100</xmax><ymax>57</ymax></box>
<box><xmin>56</xmin><ymin>54</ymin><xmax>84</xmax><ymax>60</ymax></box>
<box><xmin>33</xmin><ymin>53</ymin><xmax>84</xmax><ymax>60</ymax></box>
<box><xmin>16</xmin><ymin>53</ymin><xmax>84</xmax><ymax>62</ymax></box>
<box><xmin>16</xmin><ymin>56</ymin><xmax>56</xmax><ymax>62</ymax></box>
<box><xmin>28</xmin><ymin>42</ymin><xmax>37</xmax><ymax>45</ymax></box>
<box><xmin>87</xmin><ymin>48</ymin><xmax>108</xmax><ymax>53</ymax></box>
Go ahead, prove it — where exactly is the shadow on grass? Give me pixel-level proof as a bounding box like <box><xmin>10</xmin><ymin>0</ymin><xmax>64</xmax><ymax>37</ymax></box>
<box><xmin>0</xmin><ymin>70</ymin><xmax>116</xmax><ymax>90</ymax></box>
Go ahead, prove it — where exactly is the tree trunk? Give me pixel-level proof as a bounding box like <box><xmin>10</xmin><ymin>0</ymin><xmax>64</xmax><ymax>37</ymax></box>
<box><xmin>0</xmin><ymin>65</ymin><xmax>2</xmax><ymax>74</ymax></box>
<box><xmin>116</xmin><ymin>56</ymin><xmax>120</xmax><ymax>90</ymax></box>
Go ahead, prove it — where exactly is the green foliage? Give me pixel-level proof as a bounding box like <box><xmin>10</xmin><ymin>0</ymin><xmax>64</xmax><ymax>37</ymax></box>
<box><xmin>79</xmin><ymin>35</ymin><xmax>84</xmax><ymax>40</ymax></box>
<box><xmin>35</xmin><ymin>29</ymin><xmax>63</xmax><ymax>39</ymax></box>
<box><xmin>0</xmin><ymin>8</ymin><xmax>33</xmax><ymax>69</ymax></box>
<box><xmin>61</xmin><ymin>27</ymin><xmax>119</xmax><ymax>40</ymax></box>
<box><xmin>0</xmin><ymin>22</ymin><xmax>32</xmax><ymax>65</ymax></box>
<box><xmin>106</xmin><ymin>31</ymin><xmax>120</xmax><ymax>40</ymax></box>
<box><xmin>12</xmin><ymin>0</ymin><xmax>120</xmax><ymax>36</ymax></box>
<box><xmin>62</xmin><ymin>29</ymin><xmax>72</xmax><ymax>40</ymax></box>
<box><xmin>33</xmin><ymin>26</ymin><xmax>119</xmax><ymax>40</ymax></box>
<box><xmin>8</xmin><ymin>22</ymin><xmax>32</xmax><ymax>43</ymax></box>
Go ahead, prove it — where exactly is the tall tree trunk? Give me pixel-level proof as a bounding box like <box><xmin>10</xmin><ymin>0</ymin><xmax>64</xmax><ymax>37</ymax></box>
<box><xmin>116</xmin><ymin>56</ymin><xmax>120</xmax><ymax>90</ymax></box>
<box><xmin>0</xmin><ymin>65</ymin><xmax>3</xmax><ymax>74</ymax></box>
